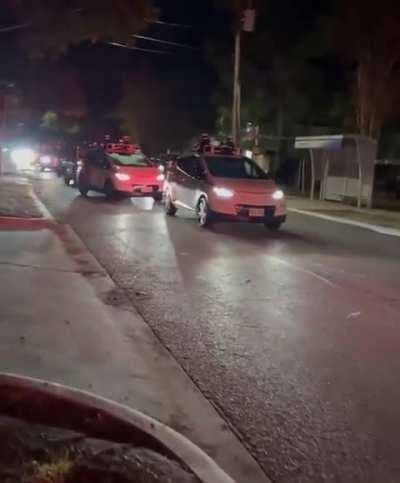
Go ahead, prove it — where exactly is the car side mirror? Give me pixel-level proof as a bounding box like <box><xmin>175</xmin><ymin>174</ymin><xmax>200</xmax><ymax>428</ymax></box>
<box><xmin>195</xmin><ymin>168</ymin><xmax>206</xmax><ymax>180</ymax></box>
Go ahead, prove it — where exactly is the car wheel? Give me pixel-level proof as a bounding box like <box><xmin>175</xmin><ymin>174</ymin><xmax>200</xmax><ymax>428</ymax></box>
<box><xmin>197</xmin><ymin>197</ymin><xmax>213</xmax><ymax>228</ymax></box>
<box><xmin>265</xmin><ymin>220</ymin><xmax>282</xmax><ymax>230</ymax></box>
<box><xmin>165</xmin><ymin>192</ymin><xmax>177</xmax><ymax>216</ymax></box>
<box><xmin>153</xmin><ymin>192</ymin><xmax>163</xmax><ymax>203</ymax></box>
<box><xmin>104</xmin><ymin>180</ymin><xmax>116</xmax><ymax>199</ymax></box>
<box><xmin>78</xmin><ymin>182</ymin><xmax>89</xmax><ymax>197</ymax></box>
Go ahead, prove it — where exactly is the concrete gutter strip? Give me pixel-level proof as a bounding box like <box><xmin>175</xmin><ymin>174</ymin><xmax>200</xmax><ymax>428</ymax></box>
<box><xmin>288</xmin><ymin>208</ymin><xmax>400</xmax><ymax>238</ymax></box>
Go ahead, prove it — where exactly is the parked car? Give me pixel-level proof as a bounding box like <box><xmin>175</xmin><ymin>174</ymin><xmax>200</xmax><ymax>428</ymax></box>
<box><xmin>61</xmin><ymin>159</ymin><xmax>82</xmax><ymax>186</ymax></box>
<box><xmin>77</xmin><ymin>143</ymin><xmax>164</xmax><ymax>200</ymax></box>
<box><xmin>164</xmin><ymin>145</ymin><xmax>286</xmax><ymax>229</ymax></box>
<box><xmin>38</xmin><ymin>153</ymin><xmax>61</xmax><ymax>174</ymax></box>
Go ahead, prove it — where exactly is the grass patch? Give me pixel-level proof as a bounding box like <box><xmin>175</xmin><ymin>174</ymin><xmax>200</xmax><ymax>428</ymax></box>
<box><xmin>33</xmin><ymin>453</ymin><xmax>75</xmax><ymax>483</ymax></box>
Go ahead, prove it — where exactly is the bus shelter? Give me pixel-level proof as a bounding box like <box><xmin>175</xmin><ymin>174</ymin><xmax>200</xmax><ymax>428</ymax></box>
<box><xmin>295</xmin><ymin>135</ymin><xmax>377</xmax><ymax>208</ymax></box>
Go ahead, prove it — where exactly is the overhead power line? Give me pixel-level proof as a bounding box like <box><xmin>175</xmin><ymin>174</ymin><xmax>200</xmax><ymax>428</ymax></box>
<box><xmin>133</xmin><ymin>34</ymin><xmax>198</xmax><ymax>51</ymax></box>
<box><xmin>109</xmin><ymin>41</ymin><xmax>172</xmax><ymax>55</ymax></box>
<box><xmin>0</xmin><ymin>21</ymin><xmax>31</xmax><ymax>34</ymax></box>
<box><xmin>146</xmin><ymin>19</ymin><xmax>192</xmax><ymax>29</ymax></box>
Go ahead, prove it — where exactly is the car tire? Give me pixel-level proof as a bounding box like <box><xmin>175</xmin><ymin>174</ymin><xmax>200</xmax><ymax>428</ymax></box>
<box><xmin>104</xmin><ymin>180</ymin><xmax>116</xmax><ymax>199</ymax></box>
<box><xmin>197</xmin><ymin>197</ymin><xmax>213</xmax><ymax>228</ymax></box>
<box><xmin>265</xmin><ymin>220</ymin><xmax>282</xmax><ymax>230</ymax></box>
<box><xmin>78</xmin><ymin>182</ymin><xmax>89</xmax><ymax>197</ymax></box>
<box><xmin>153</xmin><ymin>192</ymin><xmax>163</xmax><ymax>203</ymax></box>
<box><xmin>165</xmin><ymin>192</ymin><xmax>177</xmax><ymax>216</ymax></box>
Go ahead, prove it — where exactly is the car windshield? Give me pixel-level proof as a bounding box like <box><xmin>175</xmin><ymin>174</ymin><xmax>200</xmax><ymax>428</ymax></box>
<box><xmin>205</xmin><ymin>156</ymin><xmax>270</xmax><ymax>179</ymax></box>
<box><xmin>109</xmin><ymin>153</ymin><xmax>152</xmax><ymax>167</ymax></box>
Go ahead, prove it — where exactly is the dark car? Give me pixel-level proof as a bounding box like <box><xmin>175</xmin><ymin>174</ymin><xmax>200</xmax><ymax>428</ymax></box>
<box><xmin>61</xmin><ymin>159</ymin><xmax>82</xmax><ymax>186</ymax></box>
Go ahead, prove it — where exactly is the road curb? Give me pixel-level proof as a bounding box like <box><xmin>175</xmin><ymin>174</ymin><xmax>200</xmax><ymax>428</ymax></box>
<box><xmin>0</xmin><ymin>216</ymin><xmax>54</xmax><ymax>228</ymax></box>
<box><xmin>0</xmin><ymin>373</ymin><xmax>235</xmax><ymax>483</ymax></box>
<box><xmin>29</xmin><ymin>183</ymin><xmax>54</xmax><ymax>220</ymax></box>
<box><xmin>288</xmin><ymin>208</ymin><xmax>400</xmax><ymax>238</ymax></box>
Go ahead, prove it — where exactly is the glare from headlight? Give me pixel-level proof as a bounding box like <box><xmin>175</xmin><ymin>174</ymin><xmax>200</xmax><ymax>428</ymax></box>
<box><xmin>156</xmin><ymin>174</ymin><xmax>165</xmax><ymax>182</ymax></box>
<box><xmin>11</xmin><ymin>148</ymin><xmax>36</xmax><ymax>170</ymax></box>
<box><xmin>40</xmin><ymin>155</ymin><xmax>51</xmax><ymax>165</ymax></box>
<box><xmin>115</xmin><ymin>173</ymin><xmax>131</xmax><ymax>181</ymax></box>
<box><xmin>213</xmin><ymin>186</ymin><xmax>234</xmax><ymax>198</ymax></box>
<box><xmin>272</xmin><ymin>189</ymin><xmax>284</xmax><ymax>201</ymax></box>
<box><xmin>158</xmin><ymin>164</ymin><xmax>165</xmax><ymax>173</ymax></box>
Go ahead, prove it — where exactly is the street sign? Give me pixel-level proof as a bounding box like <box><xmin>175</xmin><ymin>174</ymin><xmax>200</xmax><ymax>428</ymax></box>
<box><xmin>243</xmin><ymin>9</ymin><xmax>256</xmax><ymax>32</ymax></box>
<box><xmin>295</xmin><ymin>135</ymin><xmax>344</xmax><ymax>151</ymax></box>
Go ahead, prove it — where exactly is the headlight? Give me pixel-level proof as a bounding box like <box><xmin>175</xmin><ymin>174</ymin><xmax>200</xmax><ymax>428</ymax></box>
<box><xmin>158</xmin><ymin>164</ymin><xmax>165</xmax><ymax>173</ymax></box>
<box><xmin>156</xmin><ymin>173</ymin><xmax>165</xmax><ymax>182</ymax></box>
<box><xmin>213</xmin><ymin>186</ymin><xmax>234</xmax><ymax>198</ymax></box>
<box><xmin>115</xmin><ymin>173</ymin><xmax>130</xmax><ymax>181</ymax></box>
<box><xmin>11</xmin><ymin>148</ymin><xmax>37</xmax><ymax>169</ymax></box>
<box><xmin>272</xmin><ymin>189</ymin><xmax>284</xmax><ymax>201</ymax></box>
<box><xmin>40</xmin><ymin>155</ymin><xmax>51</xmax><ymax>165</ymax></box>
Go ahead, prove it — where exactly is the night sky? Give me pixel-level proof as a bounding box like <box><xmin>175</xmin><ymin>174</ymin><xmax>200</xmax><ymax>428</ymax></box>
<box><xmin>0</xmin><ymin>1</ymin><xmax>356</xmax><ymax>155</ymax></box>
<box><xmin>0</xmin><ymin>1</ymin><xmax>232</xmax><ymax>152</ymax></box>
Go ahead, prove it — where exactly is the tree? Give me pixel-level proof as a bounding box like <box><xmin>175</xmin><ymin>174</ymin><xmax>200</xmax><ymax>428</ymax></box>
<box><xmin>210</xmin><ymin>0</ymin><xmax>331</xmax><ymax>165</ymax></box>
<box><xmin>9</xmin><ymin>0</ymin><xmax>156</xmax><ymax>58</ymax></box>
<box><xmin>328</xmin><ymin>0</ymin><xmax>400</xmax><ymax>140</ymax></box>
<box><xmin>115</xmin><ymin>65</ymin><xmax>201</xmax><ymax>153</ymax></box>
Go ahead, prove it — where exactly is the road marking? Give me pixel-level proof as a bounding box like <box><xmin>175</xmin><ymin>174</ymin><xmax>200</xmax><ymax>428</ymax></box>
<box><xmin>347</xmin><ymin>311</ymin><xmax>361</xmax><ymax>319</ymax></box>
<box><xmin>288</xmin><ymin>208</ymin><xmax>400</xmax><ymax>238</ymax></box>
<box><xmin>272</xmin><ymin>256</ymin><xmax>339</xmax><ymax>288</ymax></box>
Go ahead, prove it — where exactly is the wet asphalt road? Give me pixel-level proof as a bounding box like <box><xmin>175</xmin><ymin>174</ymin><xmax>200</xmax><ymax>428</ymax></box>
<box><xmin>32</xmin><ymin>174</ymin><xmax>400</xmax><ymax>483</ymax></box>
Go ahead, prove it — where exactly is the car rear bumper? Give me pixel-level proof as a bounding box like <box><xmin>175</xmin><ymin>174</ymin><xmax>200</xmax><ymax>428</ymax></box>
<box><xmin>111</xmin><ymin>177</ymin><xmax>163</xmax><ymax>196</ymax></box>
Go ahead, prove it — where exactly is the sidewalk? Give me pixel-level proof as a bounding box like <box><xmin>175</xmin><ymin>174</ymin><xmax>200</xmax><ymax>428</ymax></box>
<box><xmin>0</xmin><ymin>179</ymin><xmax>270</xmax><ymax>483</ymax></box>
<box><xmin>287</xmin><ymin>195</ymin><xmax>400</xmax><ymax>237</ymax></box>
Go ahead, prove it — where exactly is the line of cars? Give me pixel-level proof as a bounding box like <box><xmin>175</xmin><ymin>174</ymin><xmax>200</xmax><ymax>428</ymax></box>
<box><xmin>62</xmin><ymin>137</ymin><xmax>287</xmax><ymax>230</ymax></box>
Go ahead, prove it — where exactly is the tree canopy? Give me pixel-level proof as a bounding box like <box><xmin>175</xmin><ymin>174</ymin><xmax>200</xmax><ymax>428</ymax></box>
<box><xmin>9</xmin><ymin>0</ymin><xmax>156</xmax><ymax>57</ymax></box>
<box><xmin>211</xmin><ymin>0</ymin><xmax>400</xmax><ymax>158</ymax></box>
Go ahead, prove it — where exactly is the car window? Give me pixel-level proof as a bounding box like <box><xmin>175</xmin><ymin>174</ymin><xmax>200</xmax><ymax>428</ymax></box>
<box><xmin>204</xmin><ymin>156</ymin><xmax>270</xmax><ymax>180</ymax></box>
<box><xmin>109</xmin><ymin>153</ymin><xmax>151</xmax><ymax>167</ymax></box>
<box><xmin>177</xmin><ymin>157</ymin><xmax>200</xmax><ymax>178</ymax></box>
<box><xmin>86</xmin><ymin>148</ymin><xmax>107</xmax><ymax>167</ymax></box>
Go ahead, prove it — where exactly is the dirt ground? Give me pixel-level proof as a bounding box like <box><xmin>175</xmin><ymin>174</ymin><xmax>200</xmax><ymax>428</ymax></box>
<box><xmin>0</xmin><ymin>415</ymin><xmax>198</xmax><ymax>483</ymax></box>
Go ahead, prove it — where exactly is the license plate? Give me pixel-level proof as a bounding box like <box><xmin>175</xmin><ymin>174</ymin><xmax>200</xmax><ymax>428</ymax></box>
<box><xmin>249</xmin><ymin>208</ymin><xmax>265</xmax><ymax>217</ymax></box>
<box><xmin>142</xmin><ymin>186</ymin><xmax>153</xmax><ymax>193</ymax></box>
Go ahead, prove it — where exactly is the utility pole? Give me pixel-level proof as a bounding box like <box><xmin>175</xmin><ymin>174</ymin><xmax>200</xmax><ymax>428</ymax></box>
<box><xmin>232</xmin><ymin>28</ymin><xmax>241</xmax><ymax>147</ymax></box>
<box><xmin>232</xmin><ymin>2</ymin><xmax>256</xmax><ymax>148</ymax></box>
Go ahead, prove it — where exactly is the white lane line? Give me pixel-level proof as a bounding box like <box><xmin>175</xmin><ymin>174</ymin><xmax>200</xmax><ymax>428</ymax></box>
<box><xmin>347</xmin><ymin>311</ymin><xmax>361</xmax><ymax>319</ymax></box>
<box><xmin>271</xmin><ymin>256</ymin><xmax>340</xmax><ymax>288</ymax></box>
<box><xmin>288</xmin><ymin>208</ymin><xmax>400</xmax><ymax>238</ymax></box>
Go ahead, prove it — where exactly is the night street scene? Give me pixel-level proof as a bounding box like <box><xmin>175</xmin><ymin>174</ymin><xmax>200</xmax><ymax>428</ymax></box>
<box><xmin>1</xmin><ymin>1</ymin><xmax>400</xmax><ymax>482</ymax></box>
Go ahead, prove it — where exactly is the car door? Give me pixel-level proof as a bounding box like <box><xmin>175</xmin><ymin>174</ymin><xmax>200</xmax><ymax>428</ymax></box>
<box><xmin>184</xmin><ymin>157</ymin><xmax>206</xmax><ymax>209</ymax></box>
<box><xmin>173</xmin><ymin>157</ymin><xmax>191</xmax><ymax>207</ymax></box>
<box><xmin>88</xmin><ymin>149</ymin><xmax>108</xmax><ymax>189</ymax></box>
<box><xmin>174</xmin><ymin>157</ymin><xmax>202</xmax><ymax>209</ymax></box>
